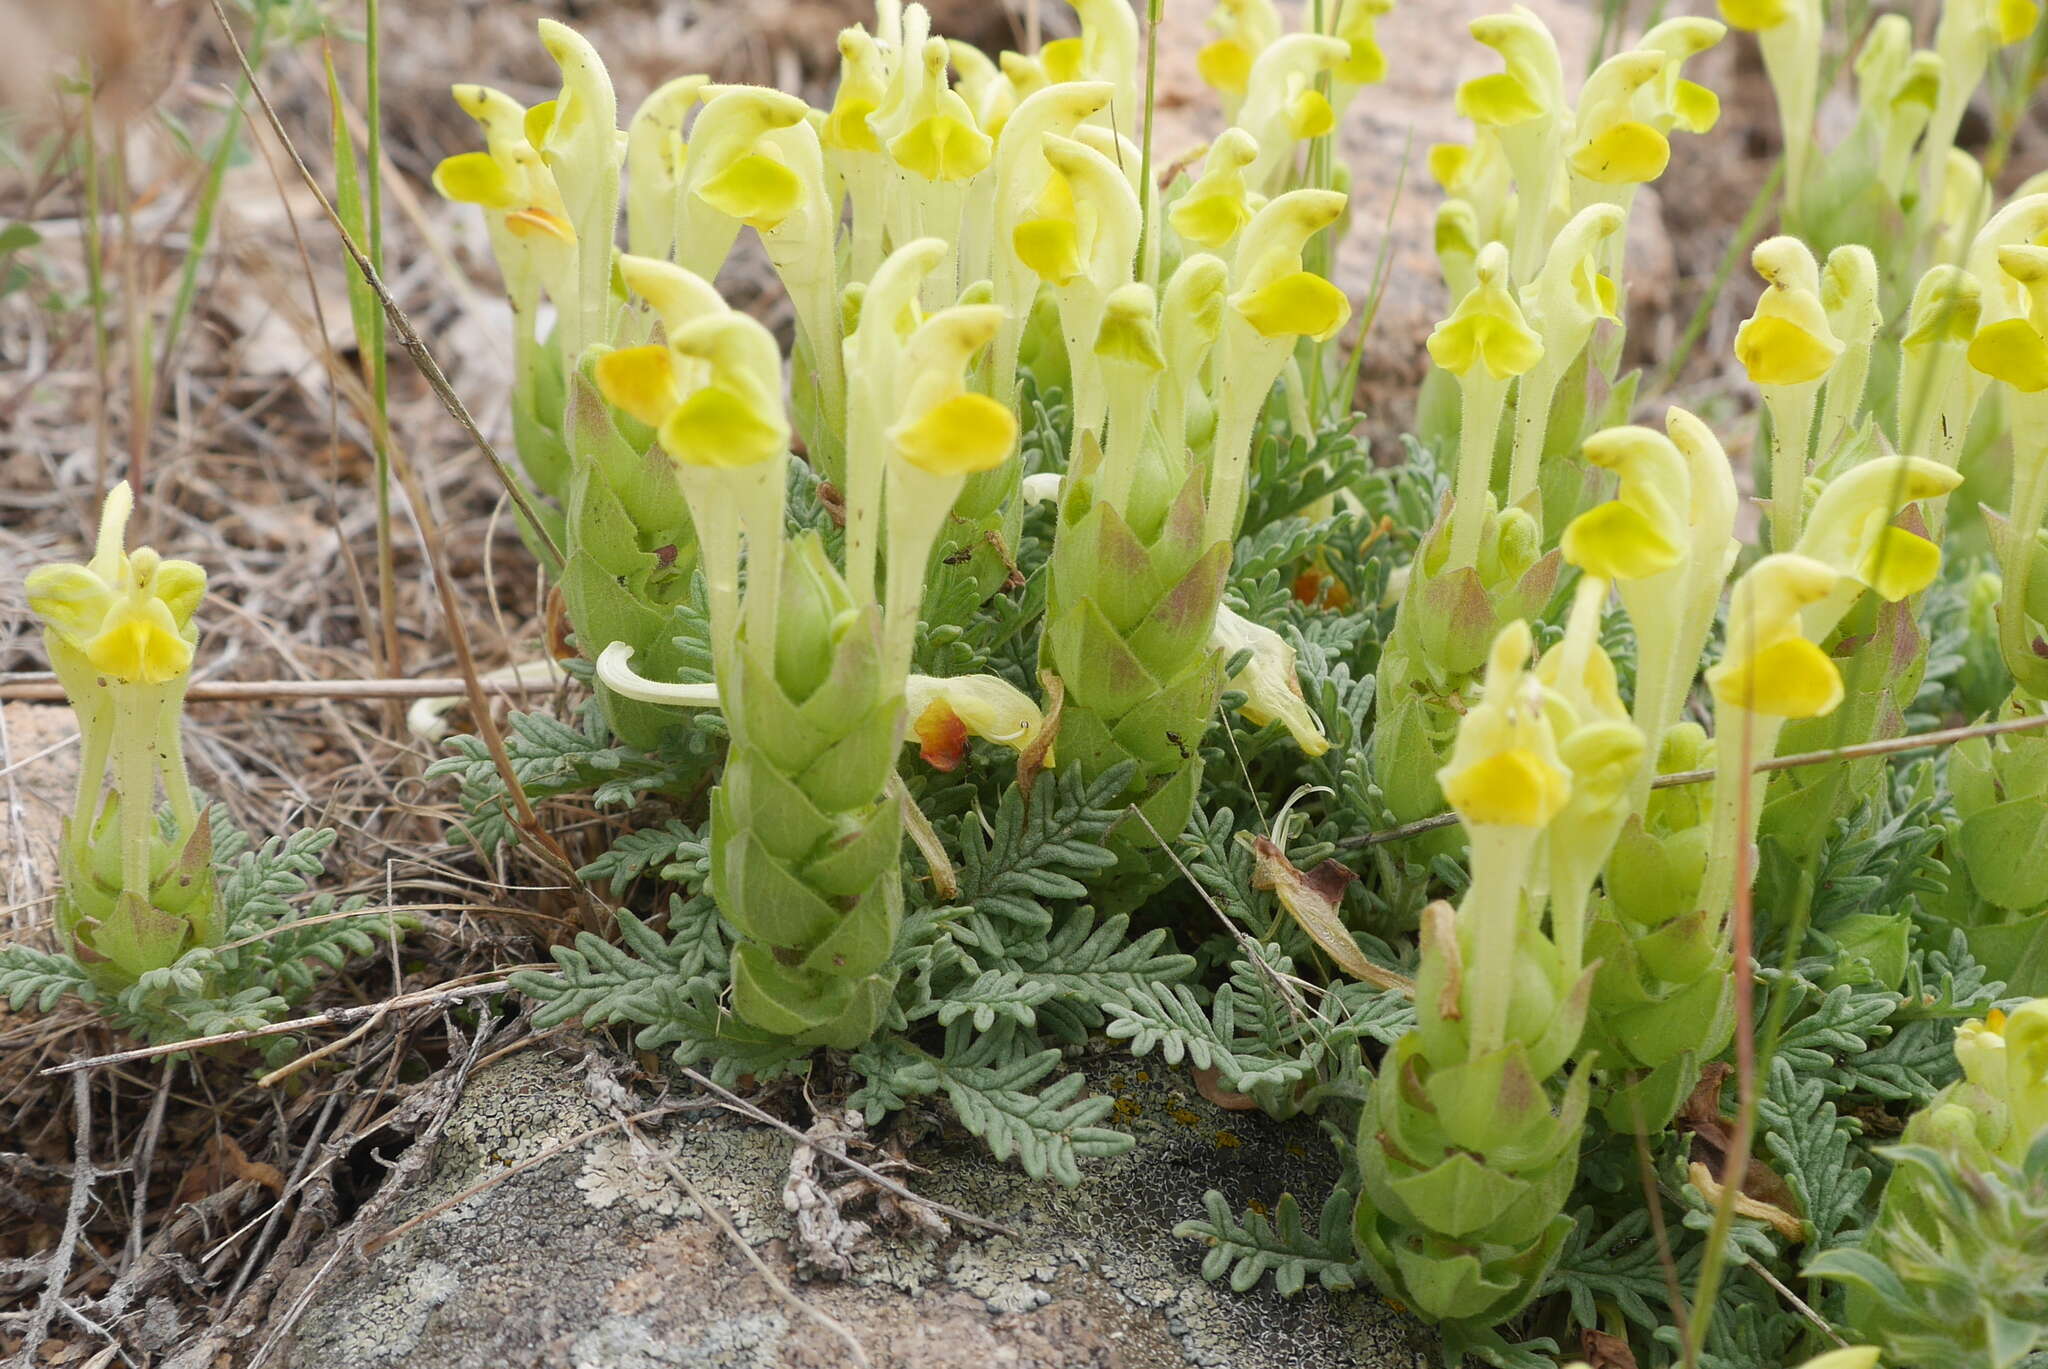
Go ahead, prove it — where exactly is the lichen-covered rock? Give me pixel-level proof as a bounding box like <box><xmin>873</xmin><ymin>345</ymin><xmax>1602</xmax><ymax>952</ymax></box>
<box><xmin>274</xmin><ymin>1045</ymin><xmax>1435</xmax><ymax>1368</ymax></box>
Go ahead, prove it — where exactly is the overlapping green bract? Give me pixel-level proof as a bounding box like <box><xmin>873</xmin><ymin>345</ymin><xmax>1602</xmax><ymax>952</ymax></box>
<box><xmin>1354</xmin><ymin>904</ymin><xmax>1593</xmax><ymax>1324</ymax></box>
<box><xmin>1815</xmin><ymin>999</ymin><xmax>2048</xmax><ymax>1369</ymax></box>
<box><xmin>712</xmin><ymin>535</ymin><xmax>904</xmax><ymax>1047</ymax></box>
<box><xmin>1587</xmin><ymin>723</ymin><xmax>1733</xmax><ymax>1130</ymax></box>
<box><xmin>558</xmin><ymin>368</ymin><xmax>701</xmax><ymax>750</ymax></box>
<box><xmin>1043</xmin><ymin>456</ymin><xmax>1228</xmax><ymax>880</ymax></box>
<box><xmin>1371</xmin><ymin>499</ymin><xmax>1558</xmax><ymax>845</ymax></box>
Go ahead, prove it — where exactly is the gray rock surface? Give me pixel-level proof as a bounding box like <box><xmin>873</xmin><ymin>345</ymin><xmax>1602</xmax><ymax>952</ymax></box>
<box><xmin>273</xmin><ymin>1044</ymin><xmax>1437</xmax><ymax>1368</ymax></box>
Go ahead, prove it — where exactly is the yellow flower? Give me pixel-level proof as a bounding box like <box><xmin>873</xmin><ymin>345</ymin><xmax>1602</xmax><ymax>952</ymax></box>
<box><xmin>1946</xmin><ymin>0</ymin><xmax>2043</xmax><ymax>51</ymax></box>
<box><xmin>1197</xmin><ymin>0</ymin><xmax>1283</xmax><ymax>101</ymax></box>
<box><xmin>687</xmin><ymin>89</ymin><xmax>813</xmax><ymax>231</ymax></box>
<box><xmin>1238</xmin><ymin>34</ymin><xmax>1351</xmax><ymax>189</ymax></box>
<box><xmin>888</xmin><ymin>306</ymin><xmax>1017</xmax><ymax>477</ymax></box>
<box><xmin>823</xmin><ymin>28</ymin><xmax>888</xmax><ymax>155</ymax></box>
<box><xmin>1734</xmin><ymin>236</ymin><xmax>1844</xmax><ymax>387</ymax></box>
<box><xmin>1094</xmin><ymin>282</ymin><xmax>1168</xmax><ymax>372</ymax></box>
<box><xmin>1636</xmin><ymin>16</ymin><xmax>1726</xmax><ymax>135</ymax></box>
<box><xmin>1457</xmin><ymin>9</ymin><xmax>1564</xmax><ymax>129</ymax></box>
<box><xmin>25</xmin><ymin>483</ymin><xmax>206</xmax><ymax>687</ymax></box>
<box><xmin>1791</xmin><ymin>1353</ymin><xmax>1882</xmax><ymax>1369</ymax></box>
<box><xmin>1438</xmin><ymin>621</ymin><xmax>1573</xmax><ymax>829</ymax></box>
<box><xmin>887</xmin><ymin>39</ymin><xmax>993</xmax><ymax>183</ymax></box>
<box><xmin>1969</xmin><ymin>244</ymin><xmax>2048</xmax><ymax>394</ymax></box>
<box><xmin>1064</xmin><ymin>0</ymin><xmax>1142</xmax><ymax>131</ymax></box>
<box><xmin>1903</xmin><ymin>263</ymin><xmax>1985</xmax><ymax>354</ymax></box>
<box><xmin>1427</xmin><ymin>242</ymin><xmax>1543</xmax><ymax>380</ymax></box>
<box><xmin>1434</xmin><ymin>199</ymin><xmax>1482</xmax><ymax>300</ymax></box>
<box><xmin>1718</xmin><ymin>0</ymin><xmax>1794</xmax><ymax>28</ymax></box>
<box><xmin>905</xmin><ymin>674</ymin><xmax>1048</xmax><ymax>769</ymax></box>
<box><xmin>594</xmin><ymin>256</ymin><xmax>731</xmax><ymax>431</ymax></box>
<box><xmin>624</xmin><ymin>76</ymin><xmax>710</xmax><ymax>258</ymax></box>
<box><xmin>1228</xmin><ymin>189</ymin><xmax>1352</xmax><ymax>342</ymax></box>
<box><xmin>1955</xmin><ymin>998</ymin><xmax>2048</xmax><ymax>1162</ymax></box>
<box><xmin>1168</xmin><ymin>128</ymin><xmax>1261</xmax><ymax>251</ymax></box>
<box><xmin>1212</xmin><ymin>605</ymin><xmax>1329</xmax><ymax>756</ymax></box>
<box><xmin>1569</xmin><ymin>50</ymin><xmax>1673</xmax><ymax>186</ymax></box>
<box><xmin>1821</xmin><ymin>244</ymin><xmax>1883</xmax><ymax>352</ymax></box>
<box><xmin>1796</xmin><ymin>456</ymin><xmax>1962</xmax><ymax>601</ymax></box>
<box><xmin>657</xmin><ymin>314</ymin><xmax>792</xmax><ymax>470</ymax></box>
<box><xmin>1706</xmin><ymin>554</ymin><xmax>1843</xmax><ymax>717</ymax></box>
<box><xmin>1333</xmin><ymin>0</ymin><xmax>1395</xmax><ymax>86</ymax></box>
<box><xmin>1562</xmin><ymin>426</ymin><xmax>1688</xmax><ymax>581</ymax></box>
<box><xmin>433</xmin><ymin>84</ymin><xmax>552</xmax><ymax>213</ymax></box>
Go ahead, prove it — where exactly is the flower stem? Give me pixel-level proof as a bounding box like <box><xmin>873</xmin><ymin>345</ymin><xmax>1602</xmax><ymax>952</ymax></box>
<box><xmin>1506</xmin><ymin>360</ymin><xmax>1561</xmax><ymax>522</ymax></box>
<box><xmin>1463</xmin><ymin>825</ymin><xmax>1536</xmax><ymax>1059</ymax></box>
<box><xmin>1764</xmin><ymin>382</ymin><xmax>1817</xmax><ymax>553</ymax></box>
<box><xmin>1447</xmin><ymin>370</ymin><xmax>1509</xmax><ymax>571</ymax></box>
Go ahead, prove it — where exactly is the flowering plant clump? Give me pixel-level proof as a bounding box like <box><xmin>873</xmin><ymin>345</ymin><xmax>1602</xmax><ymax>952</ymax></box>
<box><xmin>3</xmin><ymin>487</ymin><xmax>398</xmax><ymax>1056</ymax></box>
<box><xmin>388</xmin><ymin>0</ymin><xmax>2048</xmax><ymax>1363</ymax></box>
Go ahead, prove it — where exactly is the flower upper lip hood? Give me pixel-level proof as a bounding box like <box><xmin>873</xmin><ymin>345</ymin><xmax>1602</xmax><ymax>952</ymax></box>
<box><xmin>1821</xmin><ymin>245</ymin><xmax>1883</xmax><ymax>350</ymax></box>
<box><xmin>1569</xmin><ymin>49</ymin><xmax>1673</xmax><ymax>186</ymax></box>
<box><xmin>1706</xmin><ymin>552</ymin><xmax>1844</xmax><ymax>718</ymax></box>
<box><xmin>1437</xmin><ymin>620</ymin><xmax>1573</xmax><ymax>830</ymax></box>
<box><xmin>624</xmin><ymin>75</ymin><xmax>711</xmax><ymax>259</ymax></box>
<box><xmin>1562</xmin><ymin>425</ymin><xmax>1688</xmax><ymax>582</ymax></box>
<box><xmin>1795</xmin><ymin>456</ymin><xmax>1962</xmax><ymax>604</ymax></box>
<box><xmin>1905</xmin><ymin>264</ymin><xmax>1986</xmax><ymax>351</ymax></box>
<box><xmin>1970</xmin><ymin>244</ymin><xmax>2048</xmax><ymax>393</ymax></box>
<box><xmin>26</xmin><ymin>481</ymin><xmax>206</xmax><ymax>687</ymax></box>
<box><xmin>1429</xmin><ymin>242</ymin><xmax>1543</xmax><ymax>381</ymax></box>
<box><xmin>1735</xmin><ymin>235</ymin><xmax>1843</xmax><ymax>387</ymax></box>
<box><xmin>1457</xmin><ymin>5</ymin><xmax>1565</xmax><ymax>129</ymax></box>
<box><xmin>1063</xmin><ymin>0</ymin><xmax>1141</xmax><ymax>131</ymax></box>
<box><xmin>1238</xmin><ymin>33</ymin><xmax>1351</xmax><ymax>190</ymax></box>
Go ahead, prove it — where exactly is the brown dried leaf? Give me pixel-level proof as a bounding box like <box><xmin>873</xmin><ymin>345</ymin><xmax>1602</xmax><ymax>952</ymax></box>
<box><xmin>1581</xmin><ymin>1328</ymin><xmax>1639</xmax><ymax>1369</ymax></box>
<box><xmin>1251</xmin><ymin>837</ymin><xmax>1412</xmax><ymax>991</ymax></box>
<box><xmin>1686</xmin><ymin>1160</ymin><xmax>1804</xmax><ymax>1241</ymax></box>
<box><xmin>1016</xmin><ymin>671</ymin><xmax>1064</xmax><ymax>801</ymax></box>
<box><xmin>174</xmin><ymin>1134</ymin><xmax>284</xmax><ymax>1207</ymax></box>
<box><xmin>1191</xmin><ymin>1065</ymin><xmax>1260</xmax><ymax>1111</ymax></box>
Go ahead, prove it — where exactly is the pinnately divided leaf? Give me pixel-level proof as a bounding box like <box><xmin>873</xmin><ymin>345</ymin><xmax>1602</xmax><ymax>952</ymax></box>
<box><xmin>1760</xmin><ymin>1056</ymin><xmax>1873</xmax><ymax>1250</ymax></box>
<box><xmin>950</xmin><ymin>761</ymin><xmax>1131</xmax><ymax>929</ymax></box>
<box><xmin>1175</xmin><ymin>1186</ymin><xmax>1363</xmax><ymax>1297</ymax></box>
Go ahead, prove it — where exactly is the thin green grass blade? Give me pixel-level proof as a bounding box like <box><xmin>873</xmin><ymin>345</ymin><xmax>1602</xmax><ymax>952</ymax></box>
<box><xmin>154</xmin><ymin>2</ymin><xmax>274</xmax><ymax>392</ymax></box>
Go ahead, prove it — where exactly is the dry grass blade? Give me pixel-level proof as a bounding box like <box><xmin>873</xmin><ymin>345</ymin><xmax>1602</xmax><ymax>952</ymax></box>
<box><xmin>0</xmin><ymin>675</ymin><xmax>567</xmax><ymax>703</ymax></box>
<box><xmin>621</xmin><ymin>1112</ymin><xmax>874</xmax><ymax>1368</ymax></box>
<box><xmin>674</xmin><ymin>1067</ymin><xmax>1019</xmax><ymax>1239</ymax></box>
<box><xmin>197</xmin><ymin>0</ymin><xmax>561</xmax><ymax>571</ymax></box>
<box><xmin>40</xmin><ymin>977</ymin><xmax>522</xmax><ymax>1076</ymax></box>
